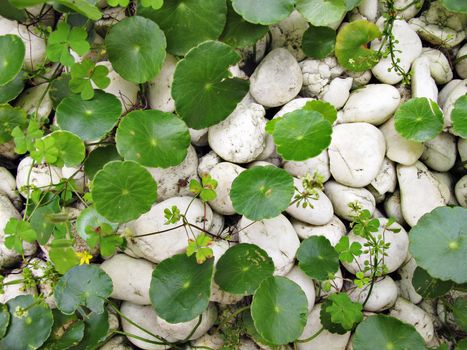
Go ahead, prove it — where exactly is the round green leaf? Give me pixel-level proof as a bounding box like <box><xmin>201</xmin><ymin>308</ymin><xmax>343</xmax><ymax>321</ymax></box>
<box><xmin>302</xmin><ymin>25</ymin><xmax>336</xmax><ymax>59</ymax></box>
<box><xmin>42</xmin><ymin>310</ymin><xmax>85</xmax><ymax>349</ymax></box>
<box><xmin>0</xmin><ymin>303</ymin><xmax>9</xmax><ymax>339</ymax></box>
<box><xmin>352</xmin><ymin>314</ymin><xmax>426</xmax><ymax>350</ymax></box>
<box><xmin>412</xmin><ymin>267</ymin><xmax>453</xmax><ymax>299</ymax></box>
<box><xmin>214</xmin><ymin>243</ymin><xmax>274</xmax><ymax>295</ymax></box>
<box><xmin>76</xmin><ymin>207</ymin><xmax>118</xmax><ymax>241</ymax></box>
<box><xmin>56</xmin><ymin>91</ymin><xmax>122</xmax><ymax>142</ymax></box>
<box><xmin>29</xmin><ymin>198</ymin><xmax>60</xmax><ymax>244</ymax></box>
<box><xmin>105</xmin><ymin>16</ymin><xmax>166</xmax><ymax>83</ymax></box>
<box><xmin>220</xmin><ymin>2</ymin><xmax>269</xmax><ymax>48</ymax></box>
<box><xmin>0</xmin><ymin>35</ymin><xmax>25</xmax><ymax>86</ymax></box>
<box><xmin>440</xmin><ymin>0</ymin><xmax>467</xmax><ymax>14</ymax></box>
<box><xmin>45</xmin><ymin>130</ymin><xmax>86</xmax><ymax>167</ymax></box>
<box><xmin>272</xmin><ymin>109</ymin><xmax>333</xmax><ymax>161</ymax></box>
<box><xmin>230</xmin><ymin>166</ymin><xmax>294</xmax><ymax>220</ymax></box>
<box><xmin>0</xmin><ymin>295</ymin><xmax>53</xmax><ymax>350</ymax></box>
<box><xmin>71</xmin><ymin>310</ymin><xmax>109</xmax><ymax>350</ymax></box>
<box><xmin>116</xmin><ymin>109</ymin><xmax>190</xmax><ymax>168</ymax></box>
<box><xmin>0</xmin><ymin>71</ymin><xmax>25</xmax><ymax>103</ymax></box>
<box><xmin>54</xmin><ymin>264</ymin><xmax>113</xmax><ymax>315</ymax></box>
<box><xmin>451</xmin><ymin>94</ymin><xmax>467</xmax><ymax>138</ymax></box>
<box><xmin>92</xmin><ymin>160</ymin><xmax>157</xmax><ymax>223</ymax></box>
<box><xmin>296</xmin><ymin>0</ymin><xmax>346</xmax><ymax>27</ymax></box>
<box><xmin>335</xmin><ymin>20</ymin><xmax>381</xmax><ymax>72</ymax></box>
<box><xmin>394</xmin><ymin>97</ymin><xmax>444</xmax><ymax>142</ymax></box>
<box><xmin>303</xmin><ymin>100</ymin><xmax>338</xmax><ymax>124</ymax></box>
<box><xmin>452</xmin><ymin>297</ymin><xmax>467</xmax><ymax>332</ymax></box>
<box><xmin>84</xmin><ymin>145</ymin><xmax>122</xmax><ymax>180</ymax></box>
<box><xmin>297</xmin><ymin>236</ymin><xmax>339</xmax><ymax>281</ymax></box>
<box><xmin>139</xmin><ymin>0</ymin><xmax>227</xmax><ymax>56</ymax></box>
<box><xmin>251</xmin><ymin>276</ymin><xmax>308</xmax><ymax>345</ymax></box>
<box><xmin>231</xmin><ymin>0</ymin><xmax>294</xmax><ymax>25</ymax></box>
<box><xmin>410</xmin><ymin>206</ymin><xmax>467</xmax><ymax>284</ymax></box>
<box><xmin>0</xmin><ymin>104</ymin><xmax>27</xmax><ymax>143</ymax></box>
<box><xmin>150</xmin><ymin>254</ymin><xmax>214</xmax><ymax>323</ymax></box>
<box><xmin>172</xmin><ymin>40</ymin><xmax>249</xmax><ymax>129</ymax></box>
<box><xmin>49</xmin><ymin>74</ymin><xmax>72</xmax><ymax>108</ymax></box>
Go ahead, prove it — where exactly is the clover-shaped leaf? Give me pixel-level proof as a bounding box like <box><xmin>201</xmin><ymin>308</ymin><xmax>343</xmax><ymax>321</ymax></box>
<box><xmin>46</xmin><ymin>23</ymin><xmax>90</xmax><ymax>67</ymax></box>
<box><xmin>335</xmin><ymin>235</ymin><xmax>362</xmax><ymax>263</ymax></box>
<box><xmin>187</xmin><ymin>232</ymin><xmax>213</xmax><ymax>264</ymax></box>
<box><xmin>107</xmin><ymin>0</ymin><xmax>129</xmax><ymax>7</ymax></box>
<box><xmin>54</xmin><ymin>264</ymin><xmax>113</xmax><ymax>315</ymax></box>
<box><xmin>140</xmin><ymin>0</ymin><xmax>163</xmax><ymax>9</ymax></box>
<box><xmin>321</xmin><ymin>293</ymin><xmax>363</xmax><ymax>333</ymax></box>
<box><xmin>4</xmin><ymin>218</ymin><xmax>37</xmax><ymax>254</ymax></box>
<box><xmin>69</xmin><ymin>59</ymin><xmax>110</xmax><ymax>100</ymax></box>
<box><xmin>335</xmin><ymin>20</ymin><xmax>381</xmax><ymax>72</ymax></box>
<box><xmin>189</xmin><ymin>174</ymin><xmax>218</xmax><ymax>202</ymax></box>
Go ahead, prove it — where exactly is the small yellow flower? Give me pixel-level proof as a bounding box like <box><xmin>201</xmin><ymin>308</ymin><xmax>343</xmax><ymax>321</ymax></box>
<box><xmin>76</xmin><ymin>250</ymin><xmax>93</xmax><ymax>265</ymax></box>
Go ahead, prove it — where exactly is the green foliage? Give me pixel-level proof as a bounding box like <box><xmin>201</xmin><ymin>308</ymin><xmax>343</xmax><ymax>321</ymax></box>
<box><xmin>91</xmin><ymin>160</ymin><xmax>158</xmax><ymax>223</ymax></box>
<box><xmin>43</xmin><ymin>130</ymin><xmax>86</xmax><ymax>167</ymax></box>
<box><xmin>48</xmin><ymin>239</ymin><xmax>80</xmax><ymax>274</ymax></box>
<box><xmin>150</xmin><ymin>254</ymin><xmax>213</xmax><ymax>323</ymax></box>
<box><xmin>172</xmin><ymin>40</ymin><xmax>249</xmax><ymax>129</ymax></box>
<box><xmin>214</xmin><ymin>243</ymin><xmax>275</xmax><ymax>295</ymax></box>
<box><xmin>335</xmin><ymin>235</ymin><xmax>362</xmax><ymax>263</ymax></box>
<box><xmin>186</xmin><ymin>232</ymin><xmax>213</xmax><ymax>264</ymax></box>
<box><xmin>107</xmin><ymin>0</ymin><xmax>129</xmax><ymax>7</ymax></box>
<box><xmin>0</xmin><ymin>295</ymin><xmax>53</xmax><ymax>350</ymax></box>
<box><xmin>451</xmin><ymin>95</ymin><xmax>467</xmax><ymax>138</ymax></box>
<box><xmin>0</xmin><ymin>71</ymin><xmax>25</xmax><ymax>104</ymax></box>
<box><xmin>4</xmin><ymin>217</ymin><xmax>37</xmax><ymax>254</ymax></box>
<box><xmin>335</xmin><ymin>20</ymin><xmax>381</xmax><ymax>71</ymax></box>
<box><xmin>69</xmin><ymin>60</ymin><xmax>110</xmax><ymax>100</ymax></box>
<box><xmin>71</xmin><ymin>310</ymin><xmax>109</xmax><ymax>350</ymax></box>
<box><xmin>352</xmin><ymin>314</ymin><xmax>426</xmax><ymax>350</ymax></box>
<box><xmin>394</xmin><ymin>97</ymin><xmax>444</xmax><ymax>142</ymax></box>
<box><xmin>220</xmin><ymin>2</ymin><xmax>269</xmax><ymax>48</ymax></box>
<box><xmin>266</xmin><ymin>108</ymin><xmax>333</xmax><ymax>161</ymax></box>
<box><xmin>297</xmin><ymin>236</ymin><xmax>340</xmax><ymax>281</ymax></box>
<box><xmin>321</xmin><ymin>293</ymin><xmax>363</xmax><ymax>333</ymax></box>
<box><xmin>0</xmin><ymin>104</ymin><xmax>27</xmax><ymax>143</ymax></box>
<box><xmin>84</xmin><ymin>145</ymin><xmax>122</xmax><ymax>179</ymax></box>
<box><xmin>46</xmin><ymin>23</ymin><xmax>90</xmax><ymax>67</ymax></box>
<box><xmin>41</xmin><ymin>310</ymin><xmax>85</xmax><ymax>349</ymax></box>
<box><xmin>452</xmin><ymin>297</ymin><xmax>467</xmax><ymax>332</ymax></box>
<box><xmin>55</xmin><ymin>0</ymin><xmax>102</xmax><ymax>20</ymax></box>
<box><xmin>410</xmin><ymin>206</ymin><xmax>467</xmax><ymax>284</ymax></box>
<box><xmin>139</xmin><ymin>0</ymin><xmax>227</xmax><ymax>56</ymax></box>
<box><xmin>0</xmin><ymin>304</ymin><xmax>9</xmax><ymax>339</ymax></box>
<box><xmin>231</xmin><ymin>0</ymin><xmax>294</xmax><ymax>25</ymax></box>
<box><xmin>56</xmin><ymin>91</ymin><xmax>121</xmax><ymax>142</ymax></box>
<box><xmin>296</xmin><ymin>0</ymin><xmax>346</xmax><ymax>27</ymax></box>
<box><xmin>12</xmin><ymin>119</ymin><xmax>43</xmax><ymax>155</ymax></box>
<box><xmin>105</xmin><ymin>16</ymin><xmax>166</xmax><ymax>83</ymax></box>
<box><xmin>302</xmin><ymin>25</ymin><xmax>336</xmax><ymax>59</ymax></box>
<box><xmin>440</xmin><ymin>0</ymin><xmax>467</xmax><ymax>13</ymax></box>
<box><xmin>303</xmin><ymin>100</ymin><xmax>338</xmax><ymax>124</ymax></box>
<box><xmin>412</xmin><ymin>267</ymin><xmax>453</xmax><ymax>299</ymax></box>
<box><xmin>0</xmin><ymin>34</ymin><xmax>25</xmax><ymax>86</ymax></box>
<box><xmin>251</xmin><ymin>276</ymin><xmax>308</xmax><ymax>345</ymax></box>
<box><xmin>140</xmin><ymin>0</ymin><xmax>163</xmax><ymax>9</ymax></box>
<box><xmin>116</xmin><ymin>109</ymin><xmax>190</xmax><ymax>168</ymax></box>
<box><xmin>189</xmin><ymin>174</ymin><xmax>218</xmax><ymax>202</ymax></box>
<box><xmin>163</xmin><ymin>205</ymin><xmax>181</xmax><ymax>225</ymax></box>
<box><xmin>54</xmin><ymin>264</ymin><xmax>113</xmax><ymax>315</ymax></box>
<box><xmin>230</xmin><ymin>166</ymin><xmax>294</xmax><ymax>220</ymax></box>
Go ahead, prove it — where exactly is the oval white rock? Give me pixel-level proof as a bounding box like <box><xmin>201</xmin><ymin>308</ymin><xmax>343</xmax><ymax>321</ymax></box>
<box><xmin>341</xmin><ymin>84</ymin><xmax>400</xmax><ymax>125</ymax></box>
<box><xmin>286</xmin><ymin>177</ymin><xmax>333</xmax><ymax>226</ymax></box>
<box><xmin>127</xmin><ymin>197</ymin><xmax>213</xmax><ymax>263</ymax></box>
<box><xmin>283</xmin><ymin>150</ymin><xmax>331</xmax><ymax>182</ymax></box>
<box><xmin>238</xmin><ymin>215</ymin><xmax>300</xmax><ymax>276</ymax></box>
<box><xmin>208</xmin><ymin>162</ymin><xmax>245</xmax><ymax>215</ymax></box>
<box><xmin>286</xmin><ymin>266</ymin><xmax>316</xmax><ymax>312</ymax></box>
<box><xmin>420</xmin><ymin>132</ymin><xmax>457</xmax><ymax>172</ymax></box>
<box><xmin>147</xmin><ymin>54</ymin><xmax>176</xmax><ymax>112</ymax></box>
<box><xmin>342</xmin><ymin>218</ymin><xmax>409</xmax><ymax>276</ymax></box>
<box><xmin>397</xmin><ymin>161</ymin><xmax>449</xmax><ymax>226</ymax></box>
<box><xmin>324</xmin><ymin>181</ymin><xmax>376</xmax><ymax>221</ymax></box>
<box><xmin>347</xmin><ymin>276</ymin><xmax>398</xmax><ymax>312</ymax></box>
<box><xmin>291</xmin><ymin>215</ymin><xmax>346</xmax><ymax>246</ymax></box>
<box><xmin>250</xmin><ymin>48</ymin><xmax>302</xmax><ymax>107</ymax></box>
<box><xmin>100</xmin><ymin>254</ymin><xmax>154</xmax><ymax>305</ymax></box>
<box><xmin>328</xmin><ymin>123</ymin><xmax>386</xmax><ymax>187</ymax></box>
<box><xmin>379</xmin><ymin>117</ymin><xmax>424</xmax><ymax>166</ymax></box>
<box><xmin>455</xmin><ymin>175</ymin><xmax>467</xmax><ymax>208</ymax></box>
